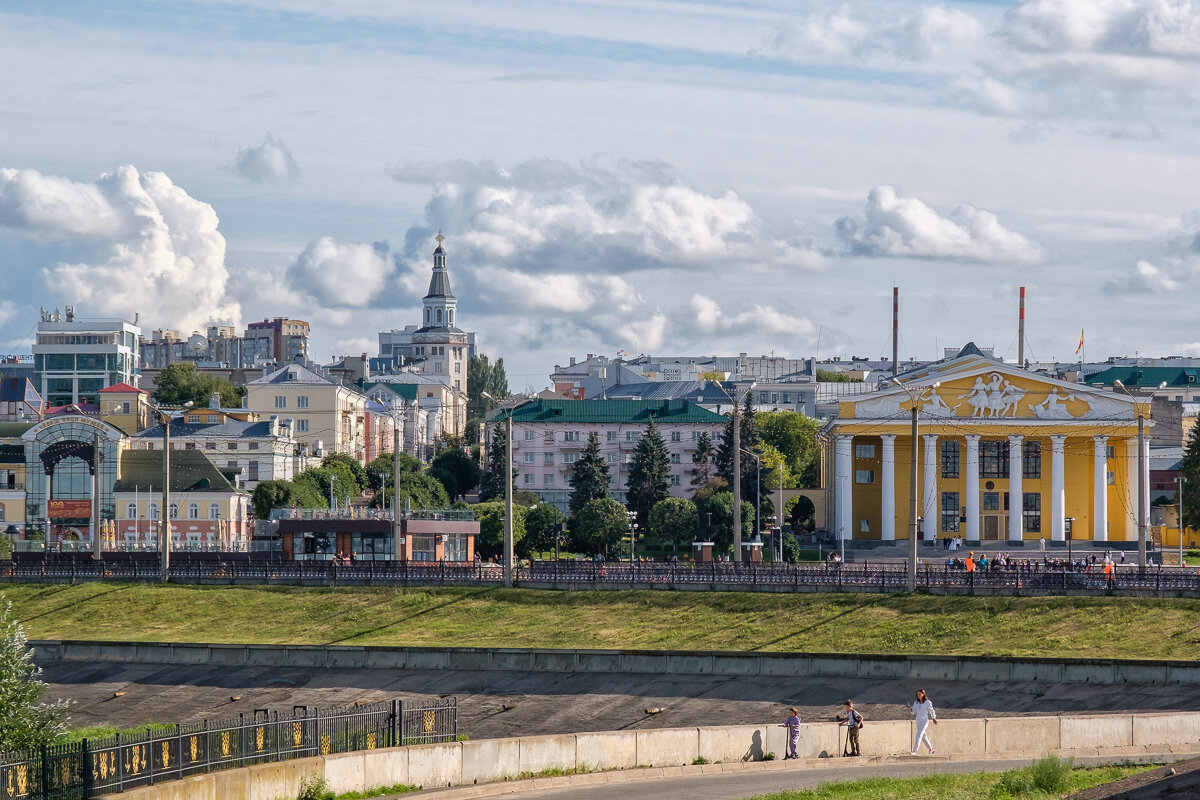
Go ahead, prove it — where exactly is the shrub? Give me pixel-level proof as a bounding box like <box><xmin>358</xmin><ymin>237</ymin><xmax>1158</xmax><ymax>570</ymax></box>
<box><xmin>1029</xmin><ymin>754</ymin><xmax>1073</xmax><ymax>793</ymax></box>
<box><xmin>296</xmin><ymin>775</ymin><xmax>333</xmax><ymax>800</ymax></box>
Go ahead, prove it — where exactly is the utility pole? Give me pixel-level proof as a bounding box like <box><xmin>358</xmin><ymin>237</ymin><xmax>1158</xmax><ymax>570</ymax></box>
<box><xmin>393</xmin><ymin>403</ymin><xmax>404</xmax><ymax>561</ymax></box>
<box><xmin>92</xmin><ymin>431</ymin><xmax>102</xmax><ymax>561</ymax></box>
<box><xmin>1137</xmin><ymin>407</ymin><xmax>1148</xmax><ymax>569</ymax></box>
<box><xmin>1177</xmin><ymin>475</ymin><xmax>1185</xmax><ymax>569</ymax></box>
<box><xmin>732</xmin><ymin>394</ymin><xmax>742</xmax><ymax>564</ymax></box>
<box><xmin>504</xmin><ymin>410</ymin><xmax>514</xmax><ymax>587</ymax></box>
<box><xmin>162</xmin><ymin>415</ymin><xmax>171</xmax><ymax>582</ymax></box>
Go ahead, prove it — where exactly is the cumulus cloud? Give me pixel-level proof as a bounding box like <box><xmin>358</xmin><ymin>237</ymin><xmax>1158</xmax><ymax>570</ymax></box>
<box><xmin>1103</xmin><ymin>258</ymin><xmax>1183</xmax><ymax>294</ymax></box>
<box><xmin>0</xmin><ymin>165</ymin><xmax>240</xmax><ymax>333</ymax></box>
<box><xmin>1103</xmin><ymin>213</ymin><xmax>1200</xmax><ymax>294</ymax></box>
<box><xmin>391</xmin><ymin>155</ymin><xmax>826</xmax><ymax>274</ymax></box>
<box><xmin>835</xmin><ymin>186</ymin><xmax>1042</xmax><ymax>263</ymax></box>
<box><xmin>286</xmin><ymin>237</ymin><xmax>394</xmax><ymax>308</ymax></box>
<box><xmin>687</xmin><ymin>294</ymin><xmax>815</xmax><ymax>338</ymax></box>
<box><xmin>765</xmin><ymin>5</ymin><xmax>985</xmax><ymax>63</ymax></box>
<box><xmin>229</xmin><ymin>133</ymin><xmax>299</xmax><ymax>183</ymax></box>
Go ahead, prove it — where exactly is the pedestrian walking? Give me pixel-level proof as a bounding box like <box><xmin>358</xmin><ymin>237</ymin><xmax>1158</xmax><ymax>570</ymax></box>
<box><xmin>842</xmin><ymin>700</ymin><xmax>862</xmax><ymax>757</ymax></box>
<box><xmin>781</xmin><ymin>707</ymin><xmax>801</xmax><ymax>759</ymax></box>
<box><xmin>905</xmin><ymin>688</ymin><xmax>937</xmax><ymax>755</ymax></box>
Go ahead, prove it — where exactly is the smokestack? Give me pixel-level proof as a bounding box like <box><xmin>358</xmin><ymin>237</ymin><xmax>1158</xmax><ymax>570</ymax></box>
<box><xmin>892</xmin><ymin>287</ymin><xmax>899</xmax><ymax>377</ymax></box>
<box><xmin>1018</xmin><ymin>286</ymin><xmax>1026</xmax><ymax>368</ymax></box>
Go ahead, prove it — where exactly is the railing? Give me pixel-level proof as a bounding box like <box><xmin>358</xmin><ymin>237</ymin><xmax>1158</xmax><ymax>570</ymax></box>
<box><xmin>2</xmin><ymin>558</ymin><xmax>1199</xmax><ymax>596</ymax></box>
<box><xmin>269</xmin><ymin>508</ymin><xmax>474</xmax><ymax>522</ymax></box>
<box><xmin>0</xmin><ymin>698</ymin><xmax>457</xmax><ymax>799</ymax></box>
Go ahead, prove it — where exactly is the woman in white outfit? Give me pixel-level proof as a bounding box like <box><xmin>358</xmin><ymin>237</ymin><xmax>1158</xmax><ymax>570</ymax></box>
<box><xmin>906</xmin><ymin>688</ymin><xmax>937</xmax><ymax>755</ymax></box>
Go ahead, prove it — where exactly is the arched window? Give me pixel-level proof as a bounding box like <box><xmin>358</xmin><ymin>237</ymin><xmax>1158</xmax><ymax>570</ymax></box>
<box><xmin>187</xmin><ymin>503</ymin><xmax>199</xmax><ymax>520</ymax></box>
<box><xmin>169</xmin><ymin>503</ymin><xmax>179</xmax><ymax>519</ymax></box>
<box><xmin>436</xmin><ymin>308</ymin><xmax>442</xmax><ymax>324</ymax></box>
<box><xmin>425</xmin><ymin>308</ymin><xmax>430</xmax><ymax>324</ymax></box>
<box><xmin>209</xmin><ymin>503</ymin><xmax>220</xmax><ymax>519</ymax></box>
<box><xmin>448</xmin><ymin>309</ymin><xmax>454</xmax><ymax>325</ymax></box>
<box><xmin>148</xmin><ymin>503</ymin><xmax>159</xmax><ymax>520</ymax></box>
<box><xmin>126</xmin><ymin>503</ymin><xmax>137</xmax><ymax>519</ymax></box>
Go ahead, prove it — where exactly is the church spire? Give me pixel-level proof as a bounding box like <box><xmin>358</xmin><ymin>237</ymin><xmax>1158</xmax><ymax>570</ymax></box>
<box><xmin>422</xmin><ymin>232</ymin><xmax>457</xmax><ymax>329</ymax></box>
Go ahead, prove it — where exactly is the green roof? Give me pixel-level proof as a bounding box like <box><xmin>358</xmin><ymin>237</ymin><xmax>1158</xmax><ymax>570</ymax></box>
<box><xmin>362</xmin><ymin>381</ymin><xmax>419</xmax><ymax>400</ymax></box>
<box><xmin>496</xmin><ymin>398</ymin><xmax>725</xmax><ymax>424</ymax></box>
<box><xmin>114</xmin><ymin>450</ymin><xmax>241</xmax><ymax>494</ymax></box>
<box><xmin>1084</xmin><ymin>366</ymin><xmax>1200</xmax><ymax>388</ymax></box>
<box><xmin>0</xmin><ymin>423</ymin><xmax>35</xmax><ymax>439</ymax></box>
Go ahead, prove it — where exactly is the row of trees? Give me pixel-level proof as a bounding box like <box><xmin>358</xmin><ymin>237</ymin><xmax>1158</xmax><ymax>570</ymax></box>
<box><xmin>475</xmin><ymin>401</ymin><xmax>819</xmax><ymax>560</ymax></box>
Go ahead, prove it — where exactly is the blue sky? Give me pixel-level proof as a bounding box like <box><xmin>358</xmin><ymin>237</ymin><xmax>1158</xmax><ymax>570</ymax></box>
<box><xmin>2</xmin><ymin>0</ymin><xmax>1199</xmax><ymax>389</ymax></box>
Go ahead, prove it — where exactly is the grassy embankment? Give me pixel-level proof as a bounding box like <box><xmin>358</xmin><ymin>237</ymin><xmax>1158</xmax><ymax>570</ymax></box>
<box><xmin>5</xmin><ymin>583</ymin><xmax>1200</xmax><ymax>659</ymax></box>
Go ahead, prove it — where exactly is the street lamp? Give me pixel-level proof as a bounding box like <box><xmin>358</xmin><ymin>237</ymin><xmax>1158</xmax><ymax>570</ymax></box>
<box><xmin>1066</xmin><ymin>516</ymin><xmax>1075</xmax><ymax>564</ymax></box>
<box><xmin>713</xmin><ymin>381</ymin><xmax>757</xmax><ymax>562</ymax></box>
<box><xmin>149</xmin><ymin>400</ymin><xmax>193</xmax><ymax>581</ymax></box>
<box><xmin>1114</xmin><ymin>379</ymin><xmax>1163</xmax><ymax>569</ymax></box>
<box><xmin>741</xmin><ymin>447</ymin><xmax>762</xmax><ymax>552</ymax></box>
<box><xmin>626</xmin><ymin>509</ymin><xmax>638</xmax><ymax>562</ymax></box>
<box><xmin>1177</xmin><ymin>476</ymin><xmax>1185</xmax><ymax>569</ymax></box>
<box><xmin>883</xmin><ymin>377</ymin><xmax>939</xmax><ymax>593</ymax></box>
<box><xmin>482</xmin><ymin>391</ymin><xmax>514</xmax><ymax>588</ymax></box>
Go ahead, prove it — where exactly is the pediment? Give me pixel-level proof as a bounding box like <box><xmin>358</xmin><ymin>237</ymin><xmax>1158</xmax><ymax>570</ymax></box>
<box><xmin>850</xmin><ymin>361</ymin><xmax>1135</xmax><ymax>421</ymax></box>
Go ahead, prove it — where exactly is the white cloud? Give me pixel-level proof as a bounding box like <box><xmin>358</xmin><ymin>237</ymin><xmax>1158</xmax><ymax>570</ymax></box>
<box><xmin>0</xmin><ymin>165</ymin><xmax>241</xmax><ymax>334</ymax></box>
<box><xmin>286</xmin><ymin>236</ymin><xmax>394</xmax><ymax>308</ymax></box>
<box><xmin>0</xmin><ymin>300</ymin><xmax>17</xmax><ymax>327</ymax></box>
<box><xmin>686</xmin><ymin>294</ymin><xmax>815</xmax><ymax>338</ymax></box>
<box><xmin>835</xmin><ymin>185</ymin><xmax>1042</xmax><ymax>263</ymax></box>
<box><xmin>392</xmin><ymin>155</ymin><xmax>825</xmax><ymax>274</ymax></box>
<box><xmin>1117</xmin><ymin>258</ymin><xmax>1184</xmax><ymax>292</ymax></box>
<box><xmin>229</xmin><ymin>133</ymin><xmax>299</xmax><ymax>183</ymax></box>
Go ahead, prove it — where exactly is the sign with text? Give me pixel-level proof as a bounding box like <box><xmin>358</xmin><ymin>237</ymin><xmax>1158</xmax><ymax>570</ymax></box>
<box><xmin>48</xmin><ymin>499</ymin><xmax>91</xmax><ymax>518</ymax></box>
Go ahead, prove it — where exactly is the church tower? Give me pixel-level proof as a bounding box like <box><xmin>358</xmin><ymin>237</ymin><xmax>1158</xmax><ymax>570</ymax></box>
<box><xmin>422</xmin><ymin>233</ymin><xmax>458</xmax><ymax>330</ymax></box>
<box><xmin>413</xmin><ymin>233</ymin><xmax>469</xmax><ymax>392</ymax></box>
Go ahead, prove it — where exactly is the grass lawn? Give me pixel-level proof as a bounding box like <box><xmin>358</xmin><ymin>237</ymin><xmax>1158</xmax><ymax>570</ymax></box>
<box><xmin>749</xmin><ymin>761</ymin><xmax>1152</xmax><ymax>800</ymax></box>
<box><xmin>4</xmin><ymin>583</ymin><xmax>1200</xmax><ymax>658</ymax></box>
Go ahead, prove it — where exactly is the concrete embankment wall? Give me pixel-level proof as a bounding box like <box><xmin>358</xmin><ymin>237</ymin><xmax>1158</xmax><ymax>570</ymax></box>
<box><xmin>34</xmin><ymin>640</ymin><xmax>1200</xmax><ymax>686</ymax></box>
<box><xmin>101</xmin><ymin>713</ymin><xmax>1200</xmax><ymax>800</ymax></box>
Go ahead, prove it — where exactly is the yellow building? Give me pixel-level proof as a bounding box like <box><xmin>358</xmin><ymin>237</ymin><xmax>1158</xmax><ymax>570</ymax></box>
<box><xmin>246</xmin><ymin>363</ymin><xmax>367</xmax><ymax>462</ymax></box>
<box><xmin>826</xmin><ymin>346</ymin><xmax>1148</xmax><ymax>544</ymax></box>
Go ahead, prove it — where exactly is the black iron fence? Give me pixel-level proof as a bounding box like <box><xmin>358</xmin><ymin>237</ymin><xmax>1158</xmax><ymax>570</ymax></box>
<box><xmin>1</xmin><ymin>557</ymin><xmax>1199</xmax><ymax>596</ymax></box>
<box><xmin>0</xmin><ymin>698</ymin><xmax>457</xmax><ymax>800</ymax></box>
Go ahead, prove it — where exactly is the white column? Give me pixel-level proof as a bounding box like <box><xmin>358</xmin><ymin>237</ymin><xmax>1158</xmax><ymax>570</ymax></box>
<box><xmin>923</xmin><ymin>434</ymin><xmax>938</xmax><ymax>540</ymax></box>
<box><xmin>835</xmin><ymin>435</ymin><xmax>853</xmax><ymax>541</ymax></box>
<box><xmin>1008</xmin><ymin>435</ymin><xmax>1024</xmax><ymax>542</ymax></box>
<box><xmin>1125</xmin><ymin>437</ymin><xmax>1139</xmax><ymax>540</ymax></box>
<box><xmin>965</xmin><ymin>434</ymin><xmax>980</xmax><ymax>543</ymax></box>
<box><xmin>880</xmin><ymin>434</ymin><xmax>896</xmax><ymax>541</ymax></box>
<box><xmin>1093</xmin><ymin>436</ymin><xmax>1108</xmax><ymax>541</ymax></box>
<box><xmin>1050</xmin><ymin>435</ymin><xmax>1066</xmax><ymax>542</ymax></box>
<box><xmin>1140</xmin><ymin>434</ymin><xmax>1150</xmax><ymax>543</ymax></box>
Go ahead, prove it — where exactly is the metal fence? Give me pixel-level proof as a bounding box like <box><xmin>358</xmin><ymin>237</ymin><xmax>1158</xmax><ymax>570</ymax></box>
<box><xmin>2</xmin><ymin>557</ymin><xmax>1199</xmax><ymax>596</ymax></box>
<box><xmin>0</xmin><ymin>698</ymin><xmax>457</xmax><ymax>800</ymax></box>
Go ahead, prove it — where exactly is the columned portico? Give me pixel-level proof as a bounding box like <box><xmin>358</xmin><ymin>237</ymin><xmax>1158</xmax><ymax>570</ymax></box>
<box><xmin>880</xmin><ymin>435</ymin><xmax>896</xmax><ymax>541</ymax></box>
<box><xmin>922</xmin><ymin>434</ymin><xmax>938</xmax><ymax>540</ymax></box>
<box><xmin>1050</xmin><ymin>435</ymin><xmax>1066</xmax><ymax>542</ymax></box>
<box><xmin>835</xmin><ymin>435</ymin><xmax>853</xmax><ymax>541</ymax></box>
<box><xmin>1008</xmin><ymin>435</ymin><xmax>1023</xmax><ymax>543</ymax></box>
<box><xmin>1093</xmin><ymin>436</ymin><xmax>1108</xmax><ymax>541</ymax></box>
<box><xmin>964</xmin><ymin>434</ymin><xmax>980</xmax><ymax>543</ymax></box>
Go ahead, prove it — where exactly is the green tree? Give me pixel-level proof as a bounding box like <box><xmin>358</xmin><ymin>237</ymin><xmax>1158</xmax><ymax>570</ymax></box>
<box><xmin>703</xmin><ymin>491</ymin><xmax>755</xmax><ymax>556</ymax></box>
<box><xmin>757</xmin><ymin>410</ymin><xmax>821</xmax><ymax>488</ymax></box>
<box><xmin>780</xmin><ymin>530</ymin><xmax>801</xmax><ymax>563</ymax></box>
<box><xmin>321</xmin><ymin>453</ymin><xmax>367</xmax><ymax>494</ymax></box>
<box><xmin>689</xmin><ymin>431</ymin><xmax>716</xmax><ymax>489</ymax></box>
<box><xmin>816</xmin><ymin>369</ymin><xmax>862</xmax><ymax>383</ymax></box>
<box><xmin>294</xmin><ymin>467</ymin><xmax>358</xmax><ymax>508</ymax></box>
<box><xmin>568</xmin><ymin>432</ymin><xmax>611</xmax><ymax>517</ymax></box>
<box><xmin>473</xmin><ymin>501</ymin><xmax>527</xmax><ymax>559</ymax></box>
<box><xmin>649</xmin><ymin>497</ymin><xmax>698</xmax><ymax>552</ymax></box>
<box><xmin>625</xmin><ymin>418</ymin><xmax>671</xmax><ymax>530</ymax></box>
<box><xmin>365</xmin><ymin>452</ymin><xmax>423</xmax><ymax>493</ymax></box>
<box><xmin>393</xmin><ymin>472</ymin><xmax>451</xmax><ymax>510</ymax></box>
<box><xmin>467</xmin><ymin>354</ymin><xmax>511</xmax><ymax>420</ymax></box>
<box><xmin>0</xmin><ymin>602</ymin><xmax>70</xmax><ymax>750</ymax></box>
<box><xmin>251</xmin><ymin>480</ymin><xmax>294</xmax><ymax>516</ymax></box>
<box><xmin>430</xmin><ymin>447</ymin><xmax>481</xmax><ymax>501</ymax></box>
<box><xmin>571</xmin><ymin>497</ymin><xmax>628</xmax><ymax>557</ymax></box>
<box><xmin>1182</xmin><ymin>423</ymin><xmax>1200</xmax><ymax>531</ymax></box>
<box><xmin>152</xmin><ymin>362</ymin><xmax>245</xmax><ymax>408</ymax></box>
<box><xmin>523</xmin><ymin>503</ymin><xmax>566</xmax><ymax>557</ymax></box>
<box><xmin>715</xmin><ymin>392</ymin><xmax>762</xmax><ymax>501</ymax></box>
<box><xmin>479</xmin><ymin>422</ymin><xmax>517</xmax><ymax>502</ymax></box>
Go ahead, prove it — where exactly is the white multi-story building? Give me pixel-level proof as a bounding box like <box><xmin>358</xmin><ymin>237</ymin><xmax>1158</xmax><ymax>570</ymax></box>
<box><xmin>32</xmin><ymin>306</ymin><xmax>140</xmax><ymax>407</ymax></box>
<box><xmin>487</xmin><ymin>398</ymin><xmax>726</xmax><ymax>511</ymax></box>
<box><xmin>129</xmin><ymin>414</ymin><xmax>302</xmax><ymax>487</ymax></box>
<box><xmin>245</xmin><ymin>363</ymin><xmax>368</xmax><ymax>462</ymax></box>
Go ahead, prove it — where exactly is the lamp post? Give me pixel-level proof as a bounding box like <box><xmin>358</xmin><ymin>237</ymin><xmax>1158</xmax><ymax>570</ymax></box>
<box><xmin>388</xmin><ymin>400</ymin><xmax>405</xmax><ymax>563</ymax></box>
<box><xmin>715</xmin><ymin>381</ymin><xmax>756</xmax><ymax>563</ymax></box>
<box><xmin>626</xmin><ymin>509</ymin><xmax>638</xmax><ymax>562</ymax></box>
<box><xmin>1177</xmin><ymin>476</ymin><xmax>1185</xmax><ymax>568</ymax></box>
<box><xmin>1066</xmin><ymin>516</ymin><xmax>1075</xmax><ymax>565</ymax></box>
<box><xmin>149</xmin><ymin>400</ymin><xmax>193</xmax><ymax>582</ymax></box>
<box><xmin>741</xmin><ymin>447</ymin><xmax>762</xmax><ymax>550</ymax></box>
<box><xmin>885</xmin><ymin>378</ymin><xmax>939</xmax><ymax>593</ymax></box>
<box><xmin>1115</xmin><ymin>380</ymin><xmax>1162</xmax><ymax>569</ymax></box>
<box><xmin>482</xmin><ymin>391</ymin><xmax>514</xmax><ymax>588</ymax></box>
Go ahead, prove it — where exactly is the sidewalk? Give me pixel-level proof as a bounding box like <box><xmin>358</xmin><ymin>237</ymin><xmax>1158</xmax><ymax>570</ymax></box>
<box><xmin>405</xmin><ymin>744</ymin><xmax>1200</xmax><ymax>800</ymax></box>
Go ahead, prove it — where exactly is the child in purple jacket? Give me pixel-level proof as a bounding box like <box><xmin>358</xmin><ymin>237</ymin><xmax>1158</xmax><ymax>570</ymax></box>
<box><xmin>781</xmin><ymin>707</ymin><xmax>801</xmax><ymax>759</ymax></box>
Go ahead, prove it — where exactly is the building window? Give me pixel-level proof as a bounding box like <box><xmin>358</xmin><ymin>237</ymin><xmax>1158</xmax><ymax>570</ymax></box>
<box><xmin>544</xmin><ymin>431</ymin><xmax>555</xmax><ymax>442</ymax></box>
<box><xmin>524</xmin><ymin>430</ymin><xmax>536</xmax><ymax>440</ymax></box>
<box><xmin>981</xmin><ymin>441</ymin><xmax>1009</xmax><ymax>478</ymax></box>
<box><xmin>148</xmin><ymin>502</ymin><xmax>159</xmax><ymax>520</ymax></box>
<box><xmin>1023</xmin><ymin>492</ymin><xmax>1041</xmax><ymax>533</ymax></box>
<box><xmin>982</xmin><ymin>492</ymin><xmax>1000</xmax><ymax>511</ymax></box>
<box><xmin>670</xmin><ymin>431</ymin><xmax>681</xmax><ymax>442</ymax></box>
<box><xmin>297</xmin><ymin>396</ymin><xmax>309</xmax><ymax>409</ymax></box>
<box><xmin>941</xmin><ymin>492</ymin><xmax>960</xmax><ymax>532</ymax></box>
<box><xmin>855</xmin><ymin>444</ymin><xmax>875</xmax><ymax>458</ymax></box>
<box><xmin>1106</xmin><ymin>445</ymin><xmax>1115</xmax><ymax>459</ymax></box>
<box><xmin>670</xmin><ymin>452</ymin><xmax>681</xmax><ymax>464</ymax></box>
<box><xmin>209</xmin><ymin>503</ymin><xmax>220</xmax><ymax>519</ymax></box>
<box><xmin>1023</xmin><ymin>441</ymin><xmax>1041</xmax><ymax>479</ymax></box>
<box><xmin>606</xmin><ymin>453</ymin><xmax>616</xmax><ymax>463</ymax></box>
<box><xmin>941</xmin><ymin>441</ymin><xmax>960</xmax><ymax>479</ymax></box>
<box><xmin>524</xmin><ymin>452</ymin><xmax>535</xmax><ymax>463</ymax></box>
<box><xmin>544</xmin><ymin>453</ymin><xmax>554</xmax><ymax>465</ymax></box>
<box><xmin>274</xmin><ymin>396</ymin><xmax>286</xmax><ymax>409</ymax></box>
<box><xmin>228</xmin><ymin>443</ymin><xmax>237</xmax><ymax>450</ymax></box>
<box><xmin>187</xmin><ymin>503</ymin><xmax>199</xmax><ymax>520</ymax></box>
<box><xmin>169</xmin><ymin>503</ymin><xmax>179</xmax><ymax>519</ymax></box>
<box><xmin>544</xmin><ymin>474</ymin><xmax>554</xmax><ymax>485</ymax></box>
<box><xmin>249</xmin><ymin>442</ymin><xmax>260</xmax><ymax>450</ymax></box>
<box><xmin>563</xmin><ymin>453</ymin><xmax>579</xmax><ymax>464</ymax></box>
<box><xmin>184</xmin><ymin>442</ymin><xmax>196</xmax><ymax>450</ymax></box>
<box><xmin>607</xmin><ymin>431</ymin><xmax>618</xmax><ymax>442</ymax></box>
<box><xmin>126</xmin><ymin>503</ymin><xmax>137</xmax><ymax>519</ymax></box>
<box><xmin>626</xmin><ymin>431</ymin><xmax>637</xmax><ymax>442</ymax></box>
<box><xmin>206</xmin><ymin>415</ymin><xmax>220</xmax><ymax>423</ymax></box>
<box><xmin>855</xmin><ymin>470</ymin><xmax>875</xmax><ymax>484</ymax></box>
<box><xmin>205</xmin><ymin>442</ymin><xmax>216</xmax><ymax>450</ymax></box>
<box><xmin>523</xmin><ymin>474</ymin><xmax>534</xmax><ymax>485</ymax></box>
<box><xmin>564</xmin><ymin>431</ymin><xmax>580</xmax><ymax>442</ymax></box>
<box><xmin>1107</xmin><ymin>470</ymin><xmax>1115</xmax><ymax>485</ymax></box>
<box><xmin>296</xmin><ymin>419</ymin><xmax>309</xmax><ymax>432</ymax></box>
<box><xmin>670</xmin><ymin>474</ymin><xmax>680</xmax><ymax>486</ymax></box>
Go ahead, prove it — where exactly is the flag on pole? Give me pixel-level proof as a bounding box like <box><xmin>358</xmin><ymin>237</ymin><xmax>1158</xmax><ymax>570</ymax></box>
<box><xmin>616</xmin><ymin>349</ymin><xmax>629</xmax><ymax>357</ymax></box>
<box><xmin>1075</xmin><ymin>329</ymin><xmax>1084</xmax><ymax>356</ymax></box>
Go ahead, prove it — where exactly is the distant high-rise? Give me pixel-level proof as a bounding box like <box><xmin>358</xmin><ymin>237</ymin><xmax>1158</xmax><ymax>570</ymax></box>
<box><xmin>32</xmin><ymin>306</ymin><xmax>140</xmax><ymax>407</ymax></box>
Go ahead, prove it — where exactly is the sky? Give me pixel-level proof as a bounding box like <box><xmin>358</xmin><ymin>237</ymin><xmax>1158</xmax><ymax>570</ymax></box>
<box><xmin>2</xmin><ymin>0</ymin><xmax>1200</xmax><ymax>391</ymax></box>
